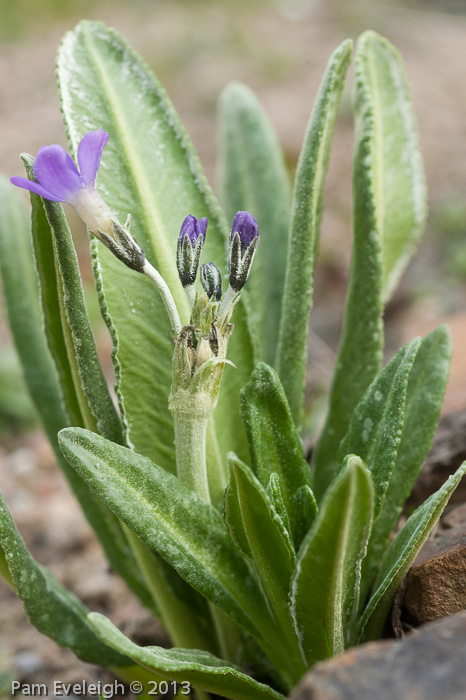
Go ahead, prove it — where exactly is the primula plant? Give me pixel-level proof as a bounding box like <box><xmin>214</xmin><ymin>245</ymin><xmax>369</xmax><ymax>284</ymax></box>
<box><xmin>0</xmin><ymin>21</ymin><xmax>465</xmax><ymax>700</ymax></box>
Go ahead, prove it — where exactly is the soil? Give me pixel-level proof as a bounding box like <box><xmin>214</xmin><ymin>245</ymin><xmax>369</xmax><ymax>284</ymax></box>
<box><xmin>2</xmin><ymin>0</ymin><xmax>466</xmax><ymax>697</ymax></box>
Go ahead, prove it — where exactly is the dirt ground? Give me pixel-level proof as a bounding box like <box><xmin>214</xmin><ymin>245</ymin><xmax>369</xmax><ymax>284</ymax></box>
<box><xmin>2</xmin><ymin>0</ymin><xmax>466</xmax><ymax>696</ymax></box>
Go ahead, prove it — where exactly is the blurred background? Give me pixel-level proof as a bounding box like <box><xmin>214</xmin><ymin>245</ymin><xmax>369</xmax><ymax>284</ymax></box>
<box><xmin>1</xmin><ymin>0</ymin><xmax>466</xmax><ymax>693</ymax></box>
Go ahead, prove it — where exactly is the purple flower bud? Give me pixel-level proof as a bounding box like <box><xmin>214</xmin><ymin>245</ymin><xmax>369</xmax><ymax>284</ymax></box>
<box><xmin>230</xmin><ymin>211</ymin><xmax>259</xmax><ymax>252</ymax></box>
<box><xmin>179</xmin><ymin>215</ymin><xmax>208</xmax><ymax>245</ymax></box>
<box><xmin>201</xmin><ymin>262</ymin><xmax>222</xmax><ymax>301</ymax></box>
<box><xmin>177</xmin><ymin>215</ymin><xmax>208</xmax><ymax>287</ymax></box>
<box><xmin>228</xmin><ymin>211</ymin><xmax>259</xmax><ymax>292</ymax></box>
<box><xmin>11</xmin><ymin>130</ymin><xmax>114</xmax><ymax>237</ymax></box>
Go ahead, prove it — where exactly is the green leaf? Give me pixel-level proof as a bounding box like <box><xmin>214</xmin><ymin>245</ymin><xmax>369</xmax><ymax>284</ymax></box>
<box><xmin>225</xmin><ymin>456</ymin><xmax>299</xmax><ymax>646</ymax></box>
<box><xmin>57</xmin><ymin>20</ymin><xmax>254</xmax><ymax>470</ymax></box>
<box><xmin>276</xmin><ymin>39</ymin><xmax>352</xmax><ymax>428</ymax></box>
<box><xmin>357</xmin><ymin>31</ymin><xmax>427</xmax><ymax>302</ymax></box>
<box><xmin>313</xmin><ymin>31</ymin><xmax>427</xmax><ymax>499</ymax></box>
<box><xmin>217</xmin><ymin>81</ymin><xmax>291</xmax><ymax>366</ymax></box>
<box><xmin>266</xmin><ymin>474</ymin><xmax>293</xmax><ymax>548</ymax></box>
<box><xmin>0</xmin><ymin>176</ymin><xmax>157</xmax><ymax>616</ymax></box>
<box><xmin>22</xmin><ymin>154</ymin><xmax>123</xmax><ymax>444</ymax></box>
<box><xmin>361</xmin><ymin>326</ymin><xmax>451</xmax><ymax>596</ymax></box>
<box><xmin>88</xmin><ymin>613</ymin><xmax>286</xmax><ymax>700</ymax></box>
<box><xmin>290</xmin><ymin>456</ymin><xmax>373</xmax><ymax>664</ymax></box>
<box><xmin>57</xmin><ymin>427</ymin><xmax>277</xmax><ymax>649</ymax></box>
<box><xmin>338</xmin><ymin>337</ymin><xmax>420</xmax><ymax>517</ymax></box>
<box><xmin>224</xmin><ymin>456</ymin><xmax>306</xmax><ymax>686</ymax></box>
<box><xmin>359</xmin><ymin>461</ymin><xmax>466</xmax><ymax>642</ymax></box>
<box><xmin>292</xmin><ymin>485</ymin><xmax>318</xmax><ymax>551</ymax></box>
<box><xmin>240</xmin><ymin>363</ymin><xmax>312</xmax><ymax>548</ymax></box>
<box><xmin>0</xmin><ymin>177</ymin><xmax>67</xmax><ymax>446</ymax></box>
<box><xmin>26</xmin><ymin>167</ymin><xmax>83</xmax><ymax>426</ymax></box>
<box><xmin>0</xmin><ymin>490</ymin><xmax>129</xmax><ymax>667</ymax></box>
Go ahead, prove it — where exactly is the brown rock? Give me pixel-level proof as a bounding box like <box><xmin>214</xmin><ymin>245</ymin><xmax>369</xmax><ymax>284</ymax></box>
<box><xmin>409</xmin><ymin>410</ymin><xmax>466</xmax><ymax>508</ymax></box>
<box><xmin>403</xmin><ymin>503</ymin><xmax>466</xmax><ymax>625</ymax></box>
<box><xmin>291</xmin><ymin>612</ymin><xmax>466</xmax><ymax>700</ymax></box>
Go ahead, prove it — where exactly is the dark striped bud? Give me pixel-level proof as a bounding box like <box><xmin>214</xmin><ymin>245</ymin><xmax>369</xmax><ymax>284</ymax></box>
<box><xmin>201</xmin><ymin>262</ymin><xmax>223</xmax><ymax>301</ymax></box>
<box><xmin>176</xmin><ymin>215</ymin><xmax>207</xmax><ymax>287</ymax></box>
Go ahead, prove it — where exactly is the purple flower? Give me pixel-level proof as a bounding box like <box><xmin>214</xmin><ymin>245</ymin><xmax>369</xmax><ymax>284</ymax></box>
<box><xmin>11</xmin><ymin>130</ymin><xmax>114</xmax><ymax>237</ymax></box>
<box><xmin>230</xmin><ymin>211</ymin><xmax>259</xmax><ymax>252</ymax></box>
<box><xmin>228</xmin><ymin>211</ymin><xmax>259</xmax><ymax>292</ymax></box>
<box><xmin>179</xmin><ymin>215</ymin><xmax>208</xmax><ymax>245</ymax></box>
<box><xmin>177</xmin><ymin>215</ymin><xmax>207</xmax><ymax>288</ymax></box>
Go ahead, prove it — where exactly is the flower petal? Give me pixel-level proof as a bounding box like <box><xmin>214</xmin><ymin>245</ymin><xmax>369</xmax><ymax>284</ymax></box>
<box><xmin>77</xmin><ymin>130</ymin><xmax>109</xmax><ymax>187</ymax></box>
<box><xmin>10</xmin><ymin>176</ymin><xmax>65</xmax><ymax>202</ymax></box>
<box><xmin>34</xmin><ymin>145</ymin><xmax>83</xmax><ymax>202</ymax></box>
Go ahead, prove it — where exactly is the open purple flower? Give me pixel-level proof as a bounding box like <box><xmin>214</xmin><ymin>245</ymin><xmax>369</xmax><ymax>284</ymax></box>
<box><xmin>11</xmin><ymin>130</ymin><xmax>114</xmax><ymax>237</ymax></box>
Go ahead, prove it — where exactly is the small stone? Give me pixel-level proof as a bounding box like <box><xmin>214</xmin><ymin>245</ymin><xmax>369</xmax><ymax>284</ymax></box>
<box><xmin>291</xmin><ymin>612</ymin><xmax>466</xmax><ymax>700</ymax></box>
<box><xmin>14</xmin><ymin>650</ymin><xmax>43</xmax><ymax>676</ymax></box>
<box><xmin>403</xmin><ymin>503</ymin><xmax>466</xmax><ymax>625</ymax></box>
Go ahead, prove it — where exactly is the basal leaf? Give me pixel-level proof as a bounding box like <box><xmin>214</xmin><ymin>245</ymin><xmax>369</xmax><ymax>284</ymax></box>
<box><xmin>58</xmin><ymin>428</ymin><xmax>277</xmax><ymax>651</ymax></box>
<box><xmin>26</xmin><ymin>169</ymin><xmax>83</xmax><ymax>426</ymax></box>
<box><xmin>217</xmin><ymin>81</ymin><xmax>291</xmax><ymax>366</ymax></box>
<box><xmin>0</xmin><ymin>490</ymin><xmax>129</xmax><ymax>667</ymax></box>
<box><xmin>240</xmin><ymin>363</ymin><xmax>312</xmax><ymax>548</ymax></box>
<box><xmin>0</xmin><ymin>176</ymin><xmax>161</xmax><ymax>616</ymax></box>
<box><xmin>357</xmin><ymin>31</ymin><xmax>427</xmax><ymax>302</ymax></box>
<box><xmin>88</xmin><ymin>613</ymin><xmax>286</xmax><ymax>700</ymax></box>
<box><xmin>361</xmin><ymin>326</ymin><xmax>451</xmax><ymax>597</ymax></box>
<box><xmin>338</xmin><ymin>338</ymin><xmax>420</xmax><ymax>517</ymax></box>
<box><xmin>313</xmin><ymin>31</ymin><xmax>427</xmax><ymax>498</ymax></box>
<box><xmin>225</xmin><ymin>455</ymin><xmax>303</xmax><ymax>680</ymax></box>
<box><xmin>0</xmin><ymin>177</ymin><xmax>68</xmax><ymax>446</ymax></box>
<box><xmin>266</xmin><ymin>474</ymin><xmax>293</xmax><ymax>548</ymax></box>
<box><xmin>292</xmin><ymin>485</ymin><xmax>318</xmax><ymax>551</ymax></box>
<box><xmin>290</xmin><ymin>456</ymin><xmax>373</xmax><ymax>664</ymax></box>
<box><xmin>57</xmin><ymin>20</ymin><xmax>254</xmax><ymax>471</ymax></box>
<box><xmin>276</xmin><ymin>39</ymin><xmax>352</xmax><ymax>428</ymax></box>
<box><xmin>359</xmin><ymin>461</ymin><xmax>466</xmax><ymax>642</ymax></box>
<box><xmin>22</xmin><ymin>154</ymin><xmax>123</xmax><ymax>444</ymax></box>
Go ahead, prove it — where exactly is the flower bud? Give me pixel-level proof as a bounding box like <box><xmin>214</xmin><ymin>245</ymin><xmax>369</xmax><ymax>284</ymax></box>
<box><xmin>201</xmin><ymin>262</ymin><xmax>222</xmax><ymax>301</ymax></box>
<box><xmin>228</xmin><ymin>211</ymin><xmax>259</xmax><ymax>292</ymax></box>
<box><xmin>176</xmin><ymin>215</ymin><xmax>207</xmax><ymax>287</ymax></box>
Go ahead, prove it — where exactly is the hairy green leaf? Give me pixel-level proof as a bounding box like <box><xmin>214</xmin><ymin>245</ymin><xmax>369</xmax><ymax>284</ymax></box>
<box><xmin>313</xmin><ymin>31</ymin><xmax>426</xmax><ymax>498</ymax></box>
<box><xmin>292</xmin><ymin>485</ymin><xmax>318</xmax><ymax>551</ymax></box>
<box><xmin>240</xmin><ymin>363</ymin><xmax>312</xmax><ymax>548</ymax></box>
<box><xmin>359</xmin><ymin>461</ymin><xmax>466</xmax><ymax>642</ymax></box>
<box><xmin>217</xmin><ymin>81</ymin><xmax>291</xmax><ymax>366</ymax></box>
<box><xmin>276</xmin><ymin>39</ymin><xmax>352</xmax><ymax>427</ymax></box>
<box><xmin>22</xmin><ymin>154</ymin><xmax>123</xmax><ymax>444</ymax></box>
<box><xmin>358</xmin><ymin>31</ymin><xmax>427</xmax><ymax>302</ymax></box>
<box><xmin>224</xmin><ymin>455</ymin><xmax>305</xmax><ymax>684</ymax></box>
<box><xmin>0</xmin><ymin>177</ymin><xmax>156</xmax><ymax>613</ymax></box>
<box><xmin>361</xmin><ymin>326</ymin><xmax>451</xmax><ymax>597</ymax></box>
<box><xmin>0</xmin><ymin>490</ymin><xmax>129</xmax><ymax>667</ymax></box>
<box><xmin>58</xmin><ymin>428</ymin><xmax>277</xmax><ymax>650</ymax></box>
<box><xmin>338</xmin><ymin>338</ymin><xmax>420</xmax><ymax>517</ymax></box>
<box><xmin>89</xmin><ymin>613</ymin><xmax>286</xmax><ymax>700</ymax></box>
<box><xmin>290</xmin><ymin>456</ymin><xmax>373</xmax><ymax>664</ymax></box>
<box><xmin>26</xmin><ymin>169</ymin><xmax>83</xmax><ymax>426</ymax></box>
<box><xmin>57</xmin><ymin>20</ymin><xmax>254</xmax><ymax>470</ymax></box>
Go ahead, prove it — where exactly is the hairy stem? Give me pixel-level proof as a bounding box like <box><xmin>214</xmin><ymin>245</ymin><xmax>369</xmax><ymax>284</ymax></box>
<box><xmin>173</xmin><ymin>413</ymin><xmax>211</xmax><ymax>502</ymax></box>
<box><xmin>143</xmin><ymin>260</ymin><xmax>182</xmax><ymax>336</ymax></box>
